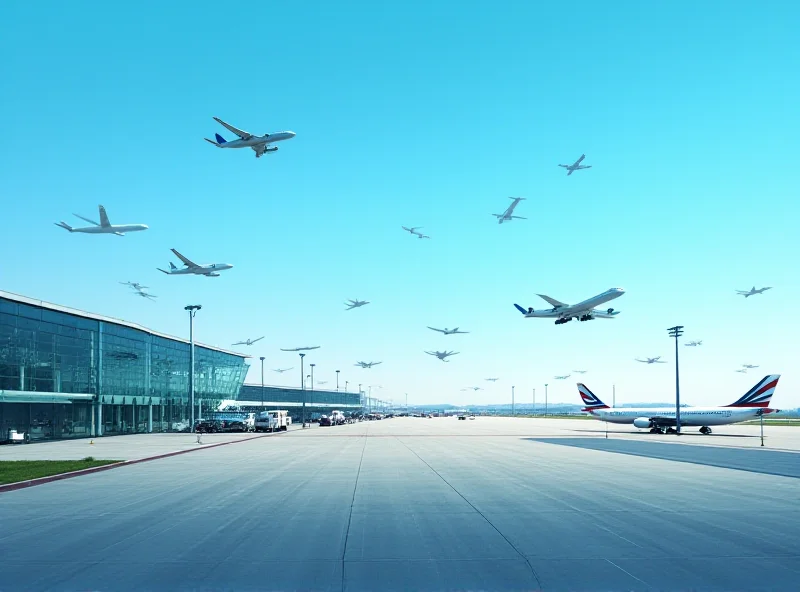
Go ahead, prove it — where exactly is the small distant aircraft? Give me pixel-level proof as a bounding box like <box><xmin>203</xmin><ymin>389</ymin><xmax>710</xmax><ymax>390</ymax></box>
<box><xmin>492</xmin><ymin>197</ymin><xmax>526</xmax><ymax>224</ymax></box>
<box><xmin>425</xmin><ymin>350</ymin><xmax>459</xmax><ymax>362</ymax></box>
<box><xmin>636</xmin><ymin>357</ymin><xmax>667</xmax><ymax>364</ymax></box>
<box><xmin>558</xmin><ymin>154</ymin><xmax>592</xmax><ymax>176</ymax></box>
<box><xmin>120</xmin><ymin>281</ymin><xmax>149</xmax><ymax>291</ymax></box>
<box><xmin>573</xmin><ymin>370</ymin><xmax>588</xmax><ymax>374</ymax></box>
<box><xmin>355</xmin><ymin>361</ymin><xmax>382</xmax><ymax>368</ymax></box>
<box><xmin>133</xmin><ymin>290</ymin><xmax>157</xmax><ymax>301</ymax></box>
<box><xmin>402</xmin><ymin>226</ymin><xmax>430</xmax><ymax>239</ymax></box>
<box><xmin>685</xmin><ymin>340</ymin><xmax>703</xmax><ymax>347</ymax></box>
<box><xmin>514</xmin><ymin>288</ymin><xmax>624</xmax><ymax>325</ymax></box>
<box><xmin>735</xmin><ymin>368</ymin><xmax>748</xmax><ymax>373</ymax></box>
<box><xmin>232</xmin><ymin>337</ymin><xmax>265</xmax><ymax>346</ymax></box>
<box><xmin>461</xmin><ymin>386</ymin><xmax>483</xmax><ymax>392</ymax></box>
<box><xmin>485</xmin><ymin>378</ymin><xmax>500</xmax><ymax>382</ymax></box>
<box><xmin>427</xmin><ymin>326</ymin><xmax>469</xmax><ymax>335</ymax></box>
<box><xmin>737</xmin><ymin>286</ymin><xmax>772</xmax><ymax>298</ymax></box>
<box><xmin>204</xmin><ymin>117</ymin><xmax>295</xmax><ymax>158</ymax></box>
<box><xmin>345</xmin><ymin>299</ymin><xmax>369</xmax><ymax>310</ymax></box>
<box><xmin>280</xmin><ymin>346</ymin><xmax>321</xmax><ymax>352</ymax></box>
<box><xmin>158</xmin><ymin>249</ymin><xmax>233</xmax><ymax>277</ymax></box>
<box><xmin>273</xmin><ymin>367</ymin><xmax>293</xmax><ymax>373</ymax></box>
<box><xmin>742</xmin><ymin>364</ymin><xmax>759</xmax><ymax>369</ymax></box>
<box><xmin>55</xmin><ymin>205</ymin><xmax>148</xmax><ymax>236</ymax></box>
<box><xmin>554</xmin><ymin>375</ymin><xmax>571</xmax><ymax>380</ymax></box>
<box><xmin>317</xmin><ymin>381</ymin><xmax>329</xmax><ymax>385</ymax></box>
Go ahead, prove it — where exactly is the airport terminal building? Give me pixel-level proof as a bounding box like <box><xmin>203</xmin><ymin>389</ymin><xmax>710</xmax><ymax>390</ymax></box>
<box><xmin>229</xmin><ymin>384</ymin><xmax>362</xmax><ymax>421</ymax></box>
<box><xmin>0</xmin><ymin>291</ymin><xmax>250</xmax><ymax>441</ymax></box>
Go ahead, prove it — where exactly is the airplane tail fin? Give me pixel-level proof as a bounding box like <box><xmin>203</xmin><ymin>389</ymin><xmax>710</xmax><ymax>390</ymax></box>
<box><xmin>215</xmin><ymin>133</ymin><xmax>227</xmax><ymax>144</ymax></box>
<box><xmin>578</xmin><ymin>383</ymin><xmax>610</xmax><ymax>411</ymax></box>
<box><xmin>55</xmin><ymin>221</ymin><xmax>73</xmax><ymax>232</ymax></box>
<box><xmin>725</xmin><ymin>375</ymin><xmax>780</xmax><ymax>408</ymax></box>
<box><xmin>169</xmin><ymin>262</ymin><xmax>177</xmax><ymax>271</ymax></box>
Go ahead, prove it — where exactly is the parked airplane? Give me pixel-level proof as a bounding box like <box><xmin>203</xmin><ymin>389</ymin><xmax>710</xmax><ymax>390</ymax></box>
<box><xmin>158</xmin><ymin>249</ymin><xmax>233</xmax><ymax>277</ymax></box>
<box><xmin>742</xmin><ymin>364</ymin><xmax>759</xmax><ymax>369</ymax></box>
<box><xmin>120</xmin><ymin>281</ymin><xmax>149</xmax><ymax>291</ymax></box>
<box><xmin>514</xmin><ymin>288</ymin><xmax>624</xmax><ymax>325</ymax></box>
<box><xmin>345</xmin><ymin>299</ymin><xmax>369</xmax><ymax>310</ymax></box>
<box><xmin>485</xmin><ymin>378</ymin><xmax>500</xmax><ymax>382</ymax></box>
<box><xmin>232</xmin><ymin>337</ymin><xmax>265</xmax><ymax>346</ymax></box>
<box><xmin>578</xmin><ymin>374</ymin><xmax>781</xmax><ymax>434</ymax></box>
<box><xmin>736</xmin><ymin>286</ymin><xmax>772</xmax><ymax>297</ymax></box>
<box><xmin>573</xmin><ymin>370</ymin><xmax>588</xmax><ymax>374</ymax></box>
<box><xmin>636</xmin><ymin>357</ymin><xmax>667</xmax><ymax>364</ymax></box>
<box><xmin>55</xmin><ymin>205</ymin><xmax>148</xmax><ymax>236</ymax></box>
<box><xmin>554</xmin><ymin>374</ymin><xmax>571</xmax><ymax>380</ymax></box>
<box><xmin>558</xmin><ymin>154</ymin><xmax>592</xmax><ymax>176</ymax></box>
<box><xmin>280</xmin><ymin>346</ymin><xmax>321</xmax><ymax>352</ymax></box>
<box><xmin>204</xmin><ymin>117</ymin><xmax>295</xmax><ymax>158</ymax></box>
<box><xmin>273</xmin><ymin>367</ymin><xmax>294</xmax><ymax>373</ymax></box>
<box><xmin>427</xmin><ymin>326</ymin><xmax>469</xmax><ymax>335</ymax></box>
<box><xmin>685</xmin><ymin>340</ymin><xmax>703</xmax><ymax>347</ymax></box>
<box><xmin>401</xmin><ymin>226</ymin><xmax>430</xmax><ymax>239</ymax></box>
<box><xmin>425</xmin><ymin>350</ymin><xmax>458</xmax><ymax>362</ymax></box>
<box><xmin>493</xmin><ymin>197</ymin><xmax>526</xmax><ymax>224</ymax></box>
<box><xmin>355</xmin><ymin>361</ymin><xmax>382</xmax><ymax>368</ymax></box>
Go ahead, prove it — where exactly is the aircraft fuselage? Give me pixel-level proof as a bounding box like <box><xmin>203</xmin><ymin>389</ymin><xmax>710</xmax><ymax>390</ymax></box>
<box><xmin>589</xmin><ymin>406</ymin><xmax>774</xmax><ymax>427</ymax></box>
<box><xmin>60</xmin><ymin>224</ymin><xmax>148</xmax><ymax>234</ymax></box>
<box><xmin>219</xmin><ymin>132</ymin><xmax>296</xmax><ymax>149</ymax></box>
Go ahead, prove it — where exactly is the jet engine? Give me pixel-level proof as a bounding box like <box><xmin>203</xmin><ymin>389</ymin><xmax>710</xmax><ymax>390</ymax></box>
<box><xmin>265</xmin><ymin>146</ymin><xmax>279</xmax><ymax>153</ymax></box>
<box><xmin>633</xmin><ymin>417</ymin><xmax>653</xmax><ymax>429</ymax></box>
<box><xmin>607</xmin><ymin>308</ymin><xmax>615</xmax><ymax>314</ymax></box>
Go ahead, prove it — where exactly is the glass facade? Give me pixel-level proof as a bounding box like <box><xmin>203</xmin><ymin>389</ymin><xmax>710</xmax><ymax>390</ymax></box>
<box><xmin>0</xmin><ymin>294</ymin><xmax>249</xmax><ymax>441</ymax></box>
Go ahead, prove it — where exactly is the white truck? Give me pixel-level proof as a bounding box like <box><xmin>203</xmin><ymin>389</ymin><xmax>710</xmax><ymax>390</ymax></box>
<box><xmin>255</xmin><ymin>410</ymin><xmax>289</xmax><ymax>432</ymax></box>
<box><xmin>330</xmin><ymin>410</ymin><xmax>345</xmax><ymax>426</ymax></box>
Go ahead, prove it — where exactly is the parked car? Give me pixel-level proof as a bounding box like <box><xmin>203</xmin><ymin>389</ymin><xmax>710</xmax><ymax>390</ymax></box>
<box><xmin>319</xmin><ymin>415</ymin><xmax>332</xmax><ymax>427</ymax></box>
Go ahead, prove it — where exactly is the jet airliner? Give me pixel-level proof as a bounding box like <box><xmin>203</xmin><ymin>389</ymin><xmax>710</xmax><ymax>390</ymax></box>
<box><xmin>558</xmin><ymin>154</ymin><xmax>592</xmax><ymax>175</ymax></box>
<box><xmin>742</xmin><ymin>364</ymin><xmax>759</xmax><ymax>369</ymax></box>
<box><xmin>280</xmin><ymin>346</ymin><xmax>321</xmax><ymax>352</ymax></box>
<box><xmin>120</xmin><ymin>281</ymin><xmax>149</xmax><ymax>291</ymax></box>
<box><xmin>485</xmin><ymin>378</ymin><xmax>500</xmax><ymax>382</ymax></box>
<box><xmin>158</xmin><ymin>249</ymin><xmax>233</xmax><ymax>277</ymax></box>
<box><xmin>685</xmin><ymin>340</ymin><xmax>703</xmax><ymax>347</ymax></box>
<box><xmin>427</xmin><ymin>327</ymin><xmax>469</xmax><ymax>335</ymax></box>
<box><xmin>232</xmin><ymin>337</ymin><xmax>265</xmax><ymax>346</ymax></box>
<box><xmin>273</xmin><ymin>367</ymin><xmax>293</xmax><ymax>373</ymax></box>
<box><xmin>514</xmin><ymin>288</ymin><xmax>624</xmax><ymax>325</ymax></box>
<box><xmin>554</xmin><ymin>375</ymin><xmax>571</xmax><ymax>380</ymax></box>
<box><xmin>55</xmin><ymin>206</ymin><xmax>148</xmax><ymax>236</ymax></box>
<box><xmin>493</xmin><ymin>197</ymin><xmax>526</xmax><ymax>224</ymax></box>
<box><xmin>636</xmin><ymin>357</ymin><xmax>667</xmax><ymax>364</ymax></box>
<box><xmin>355</xmin><ymin>361</ymin><xmax>382</xmax><ymax>368</ymax></box>
<box><xmin>578</xmin><ymin>375</ymin><xmax>781</xmax><ymax>434</ymax></box>
<box><xmin>204</xmin><ymin>117</ymin><xmax>295</xmax><ymax>158</ymax></box>
<box><xmin>426</xmin><ymin>350</ymin><xmax>458</xmax><ymax>362</ymax></box>
<box><xmin>345</xmin><ymin>299</ymin><xmax>369</xmax><ymax>310</ymax></box>
<box><xmin>737</xmin><ymin>286</ymin><xmax>772</xmax><ymax>297</ymax></box>
<box><xmin>402</xmin><ymin>226</ymin><xmax>430</xmax><ymax>239</ymax></box>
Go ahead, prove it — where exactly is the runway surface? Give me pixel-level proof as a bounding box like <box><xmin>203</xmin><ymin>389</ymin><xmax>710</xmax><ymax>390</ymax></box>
<box><xmin>2</xmin><ymin>417</ymin><xmax>799</xmax><ymax>591</ymax></box>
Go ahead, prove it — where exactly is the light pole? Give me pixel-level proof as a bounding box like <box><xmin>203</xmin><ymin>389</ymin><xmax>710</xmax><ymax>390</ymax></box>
<box><xmin>345</xmin><ymin>380</ymin><xmax>349</xmax><ymax>393</ymax></box>
<box><xmin>299</xmin><ymin>353</ymin><xmax>306</xmax><ymax>427</ymax></box>
<box><xmin>359</xmin><ymin>383</ymin><xmax>363</xmax><ymax>411</ymax></box>
<box><xmin>511</xmin><ymin>385</ymin><xmax>515</xmax><ymax>416</ymax></box>
<box><xmin>613</xmin><ymin>384</ymin><xmax>616</xmax><ymax>408</ymax></box>
<box><xmin>532</xmin><ymin>388</ymin><xmax>535</xmax><ymax>415</ymax></box>
<box><xmin>668</xmin><ymin>325</ymin><xmax>684</xmax><ymax>435</ymax></box>
<box><xmin>405</xmin><ymin>393</ymin><xmax>408</xmax><ymax>414</ymax></box>
<box><xmin>545</xmin><ymin>383</ymin><xmax>549</xmax><ymax>416</ymax></box>
<box><xmin>336</xmin><ymin>370</ymin><xmax>340</xmax><ymax>391</ymax></box>
<box><xmin>184</xmin><ymin>305</ymin><xmax>201</xmax><ymax>431</ymax></box>
<box><xmin>260</xmin><ymin>356</ymin><xmax>265</xmax><ymax>409</ymax></box>
<box><xmin>310</xmin><ymin>363</ymin><xmax>315</xmax><ymax>391</ymax></box>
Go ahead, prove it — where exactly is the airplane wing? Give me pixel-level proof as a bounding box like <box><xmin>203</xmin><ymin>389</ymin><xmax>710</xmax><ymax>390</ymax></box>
<box><xmin>537</xmin><ymin>294</ymin><xmax>567</xmax><ymax>309</ymax></box>
<box><xmin>252</xmin><ymin>337</ymin><xmax>265</xmax><ymax>344</ymax></box>
<box><xmin>213</xmin><ymin>117</ymin><xmax>253</xmax><ymax>140</ymax></box>
<box><xmin>372</xmin><ymin>362</ymin><xmax>382</xmax><ymax>366</ymax></box>
<box><xmin>170</xmin><ymin>249</ymin><xmax>199</xmax><ymax>268</ymax></box>
<box><xmin>74</xmin><ymin>213</ymin><xmax>100</xmax><ymax>226</ymax></box>
<box><xmin>427</xmin><ymin>327</ymin><xmax>445</xmax><ymax>333</ymax></box>
<box><xmin>574</xmin><ymin>154</ymin><xmax>586</xmax><ymax>166</ymax></box>
<box><xmin>252</xmin><ymin>144</ymin><xmax>267</xmax><ymax>157</ymax></box>
<box><xmin>98</xmin><ymin>205</ymin><xmax>111</xmax><ymax>227</ymax></box>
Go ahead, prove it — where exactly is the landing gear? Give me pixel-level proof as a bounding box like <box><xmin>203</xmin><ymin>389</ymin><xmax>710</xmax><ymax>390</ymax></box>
<box><xmin>699</xmin><ymin>426</ymin><xmax>712</xmax><ymax>435</ymax></box>
<box><xmin>649</xmin><ymin>427</ymin><xmax>661</xmax><ymax>434</ymax></box>
<box><xmin>666</xmin><ymin>427</ymin><xmax>677</xmax><ymax>434</ymax></box>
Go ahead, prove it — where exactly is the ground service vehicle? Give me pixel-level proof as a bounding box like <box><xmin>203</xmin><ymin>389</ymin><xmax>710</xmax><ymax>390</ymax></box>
<box><xmin>255</xmin><ymin>410</ymin><xmax>288</xmax><ymax>432</ymax></box>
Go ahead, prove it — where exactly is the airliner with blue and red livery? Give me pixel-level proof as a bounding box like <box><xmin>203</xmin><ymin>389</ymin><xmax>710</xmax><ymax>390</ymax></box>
<box><xmin>578</xmin><ymin>374</ymin><xmax>781</xmax><ymax>434</ymax></box>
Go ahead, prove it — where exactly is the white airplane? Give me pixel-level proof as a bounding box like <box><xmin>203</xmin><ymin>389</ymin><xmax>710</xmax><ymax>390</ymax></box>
<box><xmin>573</xmin><ymin>370</ymin><xmax>588</xmax><ymax>374</ymax></box>
<box><xmin>355</xmin><ymin>361</ymin><xmax>382</xmax><ymax>368</ymax></box>
<box><xmin>425</xmin><ymin>350</ymin><xmax>458</xmax><ymax>362</ymax></box>
<box><xmin>735</xmin><ymin>368</ymin><xmax>748</xmax><ymax>373</ymax></box>
<box><xmin>685</xmin><ymin>340</ymin><xmax>703</xmax><ymax>347</ymax></box>
<box><xmin>345</xmin><ymin>299</ymin><xmax>370</xmax><ymax>310</ymax></box>
<box><xmin>402</xmin><ymin>226</ymin><xmax>430</xmax><ymax>239</ymax></box>
<box><xmin>204</xmin><ymin>117</ymin><xmax>295</xmax><ymax>158</ymax></box>
<box><xmin>158</xmin><ymin>249</ymin><xmax>233</xmax><ymax>277</ymax></box>
<box><xmin>273</xmin><ymin>367</ymin><xmax>293</xmax><ymax>373</ymax></box>
<box><xmin>558</xmin><ymin>154</ymin><xmax>592</xmax><ymax>176</ymax></box>
<box><xmin>485</xmin><ymin>378</ymin><xmax>500</xmax><ymax>382</ymax></box>
<box><xmin>232</xmin><ymin>336</ymin><xmax>265</xmax><ymax>346</ymax></box>
<box><xmin>636</xmin><ymin>357</ymin><xmax>667</xmax><ymax>364</ymax></box>
<box><xmin>514</xmin><ymin>288</ymin><xmax>624</xmax><ymax>325</ymax></box>
<box><xmin>120</xmin><ymin>281</ymin><xmax>149</xmax><ymax>291</ymax></box>
<box><xmin>492</xmin><ymin>197</ymin><xmax>526</xmax><ymax>224</ymax></box>
<box><xmin>280</xmin><ymin>346</ymin><xmax>321</xmax><ymax>352</ymax></box>
<box><xmin>554</xmin><ymin>374</ymin><xmax>571</xmax><ymax>380</ymax></box>
<box><xmin>578</xmin><ymin>374</ymin><xmax>781</xmax><ymax>435</ymax></box>
<box><xmin>736</xmin><ymin>286</ymin><xmax>772</xmax><ymax>298</ymax></box>
<box><xmin>461</xmin><ymin>386</ymin><xmax>483</xmax><ymax>392</ymax></box>
<box><xmin>742</xmin><ymin>364</ymin><xmax>759</xmax><ymax>369</ymax></box>
<box><xmin>427</xmin><ymin>326</ymin><xmax>469</xmax><ymax>335</ymax></box>
<box><xmin>55</xmin><ymin>205</ymin><xmax>148</xmax><ymax>236</ymax></box>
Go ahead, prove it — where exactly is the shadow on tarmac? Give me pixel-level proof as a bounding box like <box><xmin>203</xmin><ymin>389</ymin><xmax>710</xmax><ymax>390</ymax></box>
<box><xmin>568</xmin><ymin>428</ymin><xmax>762</xmax><ymax>439</ymax></box>
<box><xmin>527</xmin><ymin>437</ymin><xmax>800</xmax><ymax>479</ymax></box>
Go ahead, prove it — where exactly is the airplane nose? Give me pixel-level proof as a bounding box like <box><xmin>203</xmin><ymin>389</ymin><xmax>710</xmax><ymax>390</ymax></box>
<box><xmin>287</xmin><ymin>131</ymin><xmax>296</xmax><ymax>138</ymax></box>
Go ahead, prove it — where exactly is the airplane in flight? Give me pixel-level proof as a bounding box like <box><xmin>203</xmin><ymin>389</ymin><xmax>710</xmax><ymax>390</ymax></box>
<box><xmin>158</xmin><ymin>249</ymin><xmax>233</xmax><ymax>277</ymax></box>
<box><xmin>485</xmin><ymin>378</ymin><xmax>500</xmax><ymax>382</ymax></box>
<box><xmin>355</xmin><ymin>361</ymin><xmax>382</xmax><ymax>368</ymax></box>
<box><xmin>427</xmin><ymin>326</ymin><xmax>469</xmax><ymax>335</ymax></box>
<box><xmin>514</xmin><ymin>288</ymin><xmax>624</xmax><ymax>325</ymax></box>
<box><xmin>345</xmin><ymin>299</ymin><xmax>370</xmax><ymax>310</ymax></box>
<box><xmin>280</xmin><ymin>346</ymin><xmax>321</xmax><ymax>352</ymax></box>
<box><xmin>55</xmin><ymin>205</ymin><xmax>148</xmax><ymax>236</ymax></box>
<box><xmin>317</xmin><ymin>381</ymin><xmax>329</xmax><ymax>385</ymax></box>
<box><xmin>735</xmin><ymin>368</ymin><xmax>748</xmax><ymax>373</ymax></box>
<box><xmin>204</xmin><ymin>117</ymin><xmax>296</xmax><ymax>158</ymax></box>
<box><xmin>232</xmin><ymin>337</ymin><xmax>265</xmax><ymax>346</ymax></box>
<box><xmin>132</xmin><ymin>290</ymin><xmax>157</xmax><ymax>301</ymax></box>
<box><xmin>573</xmin><ymin>370</ymin><xmax>588</xmax><ymax>374</ymax></box>
<box><xmin>425</xmin><ymin>350</ymin><xmax>458</xmax><ymax>362</ymax></box>
<box><xmin>554</xmin><ymin>374</ymin><xmax>572</xmax><ymax>380</ymax></box>
<box><xmin>493</xmin><ymin>197</ymin><xmax>526</xmax><ymax>224</ymax></box>
<box><xmin>461</xmin><ymin>386</ymin><xmax>483</xmax><ymax>392</ymax></box>
<box><xmin>273</xmin><ymin>367</ymin><xmax>294</xmax><ymax>373</ymax></box>
<box><xmin>558</xmin><ymin>154</ymin><xmax>592</xmax><ymax>176</ymax></box>
<box><xmin>742</xmin><ymin>364</ymin><xmax>759</xmax><ymax>369</ymax></box>
<box><xmin>636</xmin><ymin>357</ymin><xmax>667</xmax><ymax>364</ymax></box>
<box><xmin>578</xmin><ymin>374</ymin><xmax>781</xmax><ymax>435</ymax></box>
<box><xmin>120</xmin><ymin>281</ymin><xmax>149</xmax><ymax>291</ymax></box>
<box><xmin>401</xmin><ymin>226</ymin><xmax>430</xmax><ymax>239</ymax></box>
<box><xmin>685</xmin><ymin>340</ymin><xmax>703</xmax><ymax>347</ymax></box>
<box><xmin>736</xmin><ymin>286</ymin><xmax>772</xmax><ymax>298</ymax></box>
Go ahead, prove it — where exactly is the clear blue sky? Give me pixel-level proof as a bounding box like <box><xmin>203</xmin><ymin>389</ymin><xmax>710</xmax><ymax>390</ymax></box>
<box><xmin>2</xmin><ymin>1</ymin><xmax>798</xmax><ymax>408</ymax></box>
